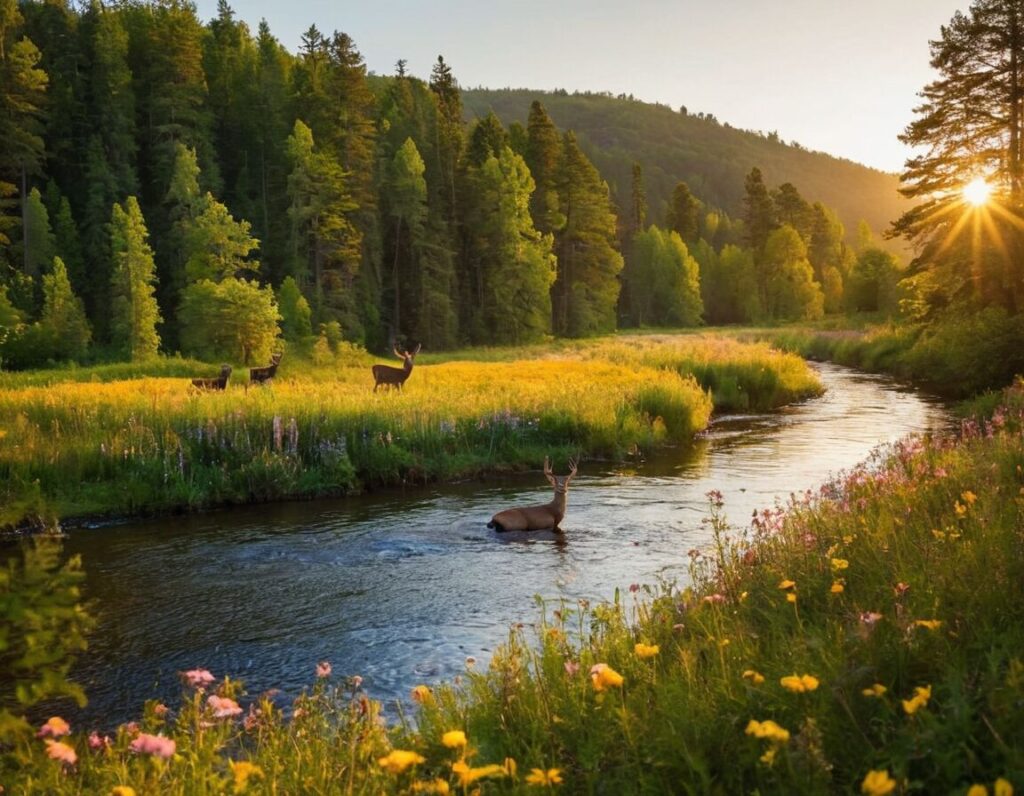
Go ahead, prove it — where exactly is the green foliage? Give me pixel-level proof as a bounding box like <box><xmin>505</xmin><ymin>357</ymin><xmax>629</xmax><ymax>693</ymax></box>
<box><xmin>665</xmin><ymin>180</ymin><xmax>700</xmax><ymax>242</ymax></box>
<box><xmin>277</xmin><ymin>275</ymin><xmax>313</xmax><ymax>344</ymax></box>
<box><xmin>178</xmin><ymin>277</ymin><xmax>280</xmax><ymax>365</ymax></box>
<box><xmin>39</xmin><ymin>257</ymin><xmax>91</xmax><ymax>362</ymax></box>
<box><xmin>623</xmin><ymin>226</ymin><xmax>703</xmax><ymax>327</ymax></box>
<box><xmin>0</xmin><ymin>534</ymin><xmax>92</xmax><ymax>743</ymax></box>
<box><xmin>109</xmin><ymin>197</ymin><xmax>162</xmax><ymax>360</ymax></box>
<box><xmin>183</xmin><ymin>193</ymin><xmax>260</xmax><ymax>284</ymax></box>
<box><xmin>761</xmin><ymin>225</ymin><xmax>824</xmax><ymax>321</ymax></box>
<box><xmin>22</xmin><ymin>187</ymin><xmax>55</xmax><ymax>281</ymax></box>
<box><xmin>847</xmin><ymin>247</ymin><xmax>902</xmax><ymax>314</ymax></box>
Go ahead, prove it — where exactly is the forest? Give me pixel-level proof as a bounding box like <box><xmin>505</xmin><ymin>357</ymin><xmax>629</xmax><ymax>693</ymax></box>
<box><xmin>0</xmin><ymin>0</ymin><xmax>905</xmax><ymax>370</ymax></box>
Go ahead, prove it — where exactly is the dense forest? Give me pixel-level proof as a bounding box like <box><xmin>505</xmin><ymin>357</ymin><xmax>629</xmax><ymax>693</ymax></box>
<box><xmin>0</xmin><ymin>0</ymin><xmax>903</xmax><ymax>369</ymax></box>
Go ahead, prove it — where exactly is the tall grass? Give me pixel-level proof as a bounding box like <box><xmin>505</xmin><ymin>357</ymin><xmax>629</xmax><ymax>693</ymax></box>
<box><xmin>3</xmin><ymin>382</ymin><xmax>1020</xmax><ymax>794</ymax></box>
<box><xmin>0</xmin><ymin>335</ymin><xmax>821</xmax><ymax>526</ymax></box>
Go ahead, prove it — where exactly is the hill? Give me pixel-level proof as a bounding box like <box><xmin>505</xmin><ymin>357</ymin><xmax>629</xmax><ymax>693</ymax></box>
<box><xmin>463</xmin><ymin>89</ymin><xmax>909</xmax><ymax>248</ymax></box>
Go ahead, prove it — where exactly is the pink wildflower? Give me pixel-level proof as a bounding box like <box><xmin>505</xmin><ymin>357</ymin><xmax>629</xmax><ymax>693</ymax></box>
<box><xmin>37</xmin><ymin>716</ymin><xmax>70</xmax><ymax>738</ymax></box>
<box><xmin>45</xmin><ymin>740</ymin><xmax>77</xmax><ymax>766</ymax></box>
<box><xmin>703</xmin><ymin>593</ymin><xmax>727</xmax><ymax>604</ymax></box>
<box><xmin>182</xmin><ymin>669</ymin><xmax>215</xmax><ymax>688</ymax></box>
<box><xmin>208</xmin><ymin>694</ymin><xmax>243</xmax><ymax>718</ymax></box>
<box><xmin>316</xmin><ymin>661</ymin><xmax>332</xmax><ymax>678</ymax></box>
<box><xmin>351</xmin><ymin>675</ymin><xmax>364</xmax><ymax>689</ymax></box>
<box><xmin>130</xmin><ymin>733</ymin><xmax>176</xmax><ymax>759</ymax></box>
<box><xmin>860</xmin><ymin>611</ymin><xmax>884</xmax><ymax>627</ymax></box>
<box><xmin>88</xmin><ymin>731</ymin><xmax>111</xmax><ymax>751</ymax></box>
<box><xmin>153</xmin><ymin>703</ymin><xmax>169</xmax><ymax>717</ymax></box>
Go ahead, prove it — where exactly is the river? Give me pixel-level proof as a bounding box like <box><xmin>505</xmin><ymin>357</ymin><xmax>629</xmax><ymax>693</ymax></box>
<box><xmin>58</xmin><ymin>362</ymin><xmax>952</xmax><ymax>726</ymax></box>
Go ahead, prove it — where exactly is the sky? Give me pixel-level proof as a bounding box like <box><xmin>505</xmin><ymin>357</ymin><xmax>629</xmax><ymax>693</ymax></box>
<box><xmin>195</xmin><ymin>0</ymin><xmax>969</xmax><ymax>173</ymax></box>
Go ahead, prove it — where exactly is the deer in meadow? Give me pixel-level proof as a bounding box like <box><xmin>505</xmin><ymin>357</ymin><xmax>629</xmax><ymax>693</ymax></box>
<box><xmin>372</xmin><ymin>343</ymin><xmax>421</xmax><ymax>392</ymax></box>
<box><xmin>250</xmin><ymin>351</ymin><xmax>283</xmax><ymax>386</ymax></box>
<box><xmin>487</xmin><ymin>457</ymin><xmax>578</xmax><ymax>532</ymax></box>
<box><xmin>191</xmin><ymin>364</ymin><xmax>232</xmax><ymax>391</ymax></box>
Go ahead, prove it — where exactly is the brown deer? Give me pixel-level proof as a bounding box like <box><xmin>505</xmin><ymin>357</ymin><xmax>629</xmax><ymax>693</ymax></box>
<box><xmin>372</xmin><ymin>343</ymin><xmax>421</xmax><ymax>392</ymax></box>
<box><xmin>191</xmin><ymin>364</ymin><xmax>232</xmax><ymax>391</ymax></box>
<box><xmin>487</xmin><ymin>457</ymin><xmax>578</xmax><ymax>532</ymax></box>
<box><xmin>250</xmin><ymin>351</ymin><xmax>283</xmax><ymax>385</ymax></box>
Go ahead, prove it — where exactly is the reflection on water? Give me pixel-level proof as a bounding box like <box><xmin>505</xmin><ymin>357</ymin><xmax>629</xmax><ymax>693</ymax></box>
<box><xmin>60</xmin><ymin>363</ymin><xmax>951</xmax><ymax>725</ymax></box>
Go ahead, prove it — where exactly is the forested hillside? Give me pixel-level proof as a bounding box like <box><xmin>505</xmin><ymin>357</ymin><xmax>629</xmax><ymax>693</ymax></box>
<box><xmin>463</xmin><ymin>89</ymin><xmax>908</xmax><ymax>249</ymax></box>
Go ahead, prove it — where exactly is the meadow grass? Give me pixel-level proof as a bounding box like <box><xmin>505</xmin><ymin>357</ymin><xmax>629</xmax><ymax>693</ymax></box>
<box><xmin>3</xmin><ymin>382</ymin><xmax>1020</xmax><ymax>794</ymax></box>
<box><xmin>0</xmin><ymin>334</ymin><xmax>820</xmax><ymax>527</ymax></box>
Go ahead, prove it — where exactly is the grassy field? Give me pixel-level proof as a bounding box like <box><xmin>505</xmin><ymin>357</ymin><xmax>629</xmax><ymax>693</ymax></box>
<box><xmin>0</xmin><ymin>334</ymin><xmax>820</xmax><ymax>527</ymax></box>
<box><xmin>2</xmin><ymin>376</ymin><xmax>1020</xmax><ymax>794</ymax></box>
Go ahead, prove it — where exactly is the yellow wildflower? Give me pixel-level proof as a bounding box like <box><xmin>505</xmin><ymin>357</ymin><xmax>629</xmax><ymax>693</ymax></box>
<box><xmin>744</xmin><ymin>719</ymin><xmax>791</xmax><ymax>744</ymax></box>
<box><xmin>995</xmin><ymin>778</ymin><xmax>1013</xmax><ymax>796</ymax></box>
<box><xmin>913</xmin><ymin>619</ymin><xmax>942</xmax><ymax>631</ymax></box>
<box><xmin>786</xmin><ymin>593</ymin><xmax>798</xmax><ymax>604</ymax></box>
<box><xmin>378</xmin><ymin>749</ymin><xmax>426</xmax><ymax>774</ymax></box>
<box><xmin>967</xmin><ymin>786</ymin><xmax>988</xmax><ymax>796</ymax></box>
<box><xmin>634</xmin><ymin>642</ymin><xmax>660</xmax><ymax>659</ymax></box>
<box><xmin>861</xmin><ymin>769</ymin><xmax>896</xmax><ymax>795</ymax></box>
<box><xmin>961</xmin><ymin>490</ymin><xmax>977</xmax><ymax>505</ymax></box>
<box><xmin>525</xmin><ymin>768</ymin><xmax>564</xmax><ymax>786</ymax></box>
<box><xmin>760</xmin><ymin>746</ymin><xmax>777</xmax><ymax>764</ymax></box>
<box><xmin>778</xmin><ymin>579</ymin><xmax>796</xmax><ymax>590</ymax></box>
<box><xmin>229</xmin><ymin>760</ymin><xmax>263</xmax><ymax>794</ymax></box>
<box><xmin>861</xmin><ymin>683</ymin><xmax>887</xmax><ymax>698</ymax></box>
<box><xmin>452</xmin><ymin>761</ymin><xmax>506</xmax><ymax>786</ymax></box>
<box><xmin>901</xmin><ymin>684</ymin><xmax>932</xmax><ymax>715</ymax></box>
<box><xmin>410</xmin><ymin>685</ymin><xmax>433</xmax><ymax>704</ymax></box>
<box><xmin>503</xmin><ymin>758</ymin><xmax>517</xmax><ymax>777</ymax></box>
<box><xmin>830</xmin><ymin>581</ymin><xmax>845</xmax><ymax>594</ymax></box>
<box><xmin>742</xmin><ymin>669</ymin><xmax>766</xmax><ymax>685</ymax></box>
<box><xmin>843</xmin><ymin>534</ymin><xmax>855</xmax><ymax>544</ymax></box>
<box><xmin>780</xmin><ymin>674</ymin><xmax>819</xmax><ymax>693</ymax></box>
<box><xmin>589</xmin><ymin>663</ymin><xmax>624</xmax><ymax>691</ymax></box>
<box><xmin>739</xmin><ymin>591</ymin><xmax>749</xmax><ymax>602</ymax></box>
<box><xmin>830</xmin><ymin>558</ymin><xmax>850</xmax><ymax>570</ymax></box>
<box><xmin>442</xmin><ymin>730</ymin><xmax>467</xmax><ymax>749</ymax></box>
<box><xmin>955</xmin><ymin>500</ymin><xmax>967</xmax><ymax>517</ymax></box>
<box><xmin>411</xmin><ymin>780</ymin><xmax>451</xmax><ymax>795</ymax></box>
<box><xmin>111</xmin><ymin>788</ymin><xmax>137</xmax><ymax>796</ymax></box>
<box><xmin>932</xmin><ymin>529</ymin><xmax>946</xmax><ymax>540</ymax></box>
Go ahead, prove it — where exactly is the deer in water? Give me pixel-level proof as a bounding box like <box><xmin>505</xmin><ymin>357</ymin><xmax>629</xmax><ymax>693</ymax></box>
<box><xmin>372</xmin><ymin>343</ymin><xmax>421</xmax><ymax>392</ymax></box>
<box><xmin>250</xmin><ymin>351</ymin><xmax>283</xmax><ymax>386</ymax></box>
<box><xmin>487</xmin><ymin>457</ymin><xmax>578</xmax><ymax>532</ymax></box>
<box><xmin>191</xmin><ymin>364</ymin><xmax>232</xmax><ymax>391</ymax></box>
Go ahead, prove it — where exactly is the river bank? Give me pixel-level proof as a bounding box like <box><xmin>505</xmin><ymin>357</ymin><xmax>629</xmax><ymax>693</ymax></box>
<box><xmin>0</xmin><ymin>334</ymin><xmax>820</xmax><ymax>529</ymax></box>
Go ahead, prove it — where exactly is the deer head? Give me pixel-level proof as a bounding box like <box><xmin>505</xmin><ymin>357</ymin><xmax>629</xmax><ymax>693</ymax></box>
<box><xmin>394</xmin><ymin>343</ymin><xmax>422</xmax><ymax>368</ymax></box>
<box><xmin>544</xmin><ymin>456</ymin><xmax>577</xmax><ymax>494</ymax></box>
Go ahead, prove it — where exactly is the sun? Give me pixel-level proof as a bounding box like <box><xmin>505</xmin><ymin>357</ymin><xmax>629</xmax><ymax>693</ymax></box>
<box><xmin>962</xmin><ymin>177</ymin><xmax>992</xmax><ymax>207</ymax></box>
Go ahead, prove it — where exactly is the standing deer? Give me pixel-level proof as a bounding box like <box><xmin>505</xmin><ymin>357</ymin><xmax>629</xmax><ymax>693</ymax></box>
<box><xmin>250</xmin><ymin>351</ymin><xmax>283</xmax><ymax>385</ymax></box>
<box><xmin>487</xmin><ymin>457</ymin><xmax>578</xmax><ymax>532</ymax></box>
<box><xmin>372</xmin><ymin>343</ymin><xmax>421</xmax><ymax>392</ymax></box>
<box><xmin>191</xmin><ymin>364</ymin><xmax>232</xmax><ymax>391</ymax></box>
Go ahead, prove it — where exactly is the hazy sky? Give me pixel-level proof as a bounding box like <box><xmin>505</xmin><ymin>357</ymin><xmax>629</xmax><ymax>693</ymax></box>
<box><xmin>195</xmin><ymin>0</ymin><xmax>968</xmax><ymax>173</ymax></box>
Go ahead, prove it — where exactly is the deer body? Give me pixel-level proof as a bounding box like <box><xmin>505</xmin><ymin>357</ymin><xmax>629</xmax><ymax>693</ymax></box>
<box><xmin>250</xmin><ymin>352</ymin><xmax>283</xmax><ymax>385</ymax></box>
<box><xmin>191</xmin><ymin>364</ymin><xmax>232</xmax><ymax>391</ymax></box>
<box><xmin>372</xmin><ymin>344</ymin><xmax>420</xmax><ymax>392</ymax></box>
<box><xmin>488</xmin><ymin>458</ymin><xmax>577</xmax><ymax>532</ymax></box>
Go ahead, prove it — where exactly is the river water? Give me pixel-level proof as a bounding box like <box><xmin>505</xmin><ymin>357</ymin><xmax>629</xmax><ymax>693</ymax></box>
<box><xmin>60</xmin><ymin>363</ymin><xmax>951</xmax><ymax>726</ymax></box>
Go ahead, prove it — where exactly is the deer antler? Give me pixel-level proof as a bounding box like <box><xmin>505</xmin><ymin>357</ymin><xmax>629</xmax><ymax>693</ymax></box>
<box><xmin>393</xmin><ymin>345</ymin><xmax>405</xmax><ymax>359</ymax></box>
<box><xmin>565</xmin><ymin>457</ymin><xmax>578</xmax><ymax>484</ymax></box>
<box><xmin>543</xmin><ymin>456</ymin><xmax>556</xmax><ymax>485</ymax></box>
<box><xmin>412</xmin><ymin>343</ymin><xmax>422</xmax><ymax>355</ymax></box>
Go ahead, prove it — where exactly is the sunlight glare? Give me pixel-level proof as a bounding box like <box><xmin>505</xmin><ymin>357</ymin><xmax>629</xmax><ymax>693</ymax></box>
<box><xmin>962</xmin><ymin>177</ymin><xmax>992</xmax><ymax>207</ymax></box>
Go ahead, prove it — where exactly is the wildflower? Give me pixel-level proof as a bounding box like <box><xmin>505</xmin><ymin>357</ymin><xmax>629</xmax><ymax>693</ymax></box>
<box><xmin>442</xmin><ymin>730</ymin><xmax>467</xmax><ymax>749</ymax></box>
<box><xmin>862</xmin><ymin>683</ymin><xmax>887</xmax><ymax>698</ymax></box>
<box><xmin>411</xmin><ymin>684</ymin><xmax>433</xmax><ymax>703</ymax></box>
<box><xmin>378</xmin><ymin>749</ymin><xmax>426</xmax><ymax>774</ymax></box>
<box><xmin>89</xmin><ymin>731</ymin><xmax>111</xmax><ymax>750</ymax></box>
<box><xmin>130</xmin><ymin>733</ymin><xmax>176</xmax><ymax>759</ymax></box>
<box><xmin>182</xmin><ymin>669</ymin><xmax>215</xmax><ymax>688</ymax></box>
<box><xmin>739</xmin><ymin>591</ymin><xmax>749</xmax><ymax>601</ymax></box>
<box><xmin>830</xmin><ymin>558</ymin><xmax>850</xmax><ymax>570</ymax></box>
<box><xmin>411</xmin><ymin>779</ymin><xmax>451</xmax><ymax>794</ymax></box>
<box><xmin>111</xmin><ymin>787</ymin><xmax>137</xmax><ymax>796</ymax></box>
<box><xmin>786</xmin><ymin>593</ymin><xmax>798</xmax><ymax>603</ymax></box>
<box><xmin>45</xmin><ymin>740</ymin><xmax>77</xmax><ymax>766</ymax></box>
<box><xmin>208</xmin><ymin>694</ymin><xmax>243</xmax><ymax>718</ymax></box>
<box><xmin>778</xmin><ymin>579</ymin><xmax>796</xmax><ymax>590</ymax></box>
<box><xmin>316</xmin><ymin>661</ymin><xmax>332</xmax><ymax>678</ymax></box>
<box><xmin>955</xmin><ymin>501</ymin><xmax>967</xmax><ymax>517</ymax></box>
<box><xmin>913</xmin><ymin>619</ymin><xmax>942</xmax><ymax>631</ymax></box>
<box><xmin>703</xmin><ymin>593</ymin><xmax>726</xmax><ymax>604</ymax></box>
<box><xmin>745</xmin><ymin>719</ymin><xmax>791</xmax><ymax>743</ymax></box>
<box><xmin>503</xmin><ymin>757</ymin><xmax>517</xmax><ymax>777</ymax></box>
<box><xmin>962</xmin><ymin>490</ymin><xmax>977</xmax><ymax>505</ymax></box>
<box><xmin>153</xmin><ymin>703</ymin><xmax>168</xmax><ymax>718</ymax></box>
<box><xmin>526</xmin><ymin>767</ymin><xmax>564</xmax><ymax>786</ymax></box>
<box><xmin>37</xmin><ymin>716</ymin><xmax>70</xmax><ymax>738</ymax></box>
<box><xmin>967</xmin><ymin>787</ymin><xmax>988</xmax><ymax>796</ymax></box>
<box><xmin>590</xmin><ymin>663</ymin><xmax>625</xmax><ymax>691</ymax></box>
<box><xmin>452</xmin><ymin>761</ymin><xmax>507</xmax><ymax>785</ymax></box>
<box><xmin>932</xmin><ymin>529</ymin><xmax>946</xmax><ymax>540</ymax></box>
<box><xmin>742</xmin><ymin>669</ymin><xmax>766</xmax><ymax>685</ymax></box>
<box><xmin>861</xmin><ymin>769</ymin><xmax>896</xmax><ymax>795</ymax></box>
<box><xmin>351</xmin><ymin>675</ymin><xmax>364</xmax><ymax>689</ymax></box>
<box><xmin>995</xmin><ymin>778</ymin><xmax>1013</xmax><ymax>796</ymax></box>
<box><xmin>564</xmin><ymin>660</ymin><xmax>580</xmax><ymax>676</ymax></box>
<box><xmin>760</xmin><ymin>746</ymin><xmax>778</xmax><ymax>764</ymax></box>
<box><xmin>229</xmin><ymin>760</ymin><xmax>263</xmax><ymax>793</ymax></box>
<box><xmin>859</xmin><ymin>612</ymin><xmax>883</xmax><ymax>627</ymax></box>
<box><xmin>830</xmin><ymin>581</ymin><xmax>845</xmax><ymax>594</ymax></box>
<box><xmin>780</xmin><ymin>674</ymin><xmax>819</xmax><ymax>693</ymax></box>
<box><xmin>634</xmin><ymin>642</ymin><xmax>660</xmax><ymax>659</ymax></box>
<box><xmin>901</xmin><ymin>684</ymin><xmax>932</xmax><ymax>715</ymax></box>
<box><xmin>843</xmin><ymin>534</ymin><xmax>855</xmax><ymax>544</ymax></box>
<box><xmin>894</xmin><ymin>582</ymin><xmax>910</xmax><ymax>597</ymax></box>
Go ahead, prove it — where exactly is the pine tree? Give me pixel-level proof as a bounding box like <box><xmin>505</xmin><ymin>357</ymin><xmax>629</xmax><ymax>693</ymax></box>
<box><xmin>524</xmin><ymin>100</ymin><xmax>564</xmax><ymax>236</ymax></box>
<box><xmin>109</xmin><ymin>197</ymin><xmax>161</xmax><ymax>360</ymax></box>
<box><xmin>383</xmin><ymin>137</ymin><xmax>427</xmax><ymax>339</ymax></box>
<box><xmin>40</xmin><ymin>256</ymin><xmax>91</xmax><ymax>361</ymax></box>
<box><xmin>183</xmin><ymin>193</ymin><xmax>259</xmax><ymax>284</ymax></box>
<box><xmin>629</xmin><ymin>161</ymin><xmax>647</xmax><ymax>234</ymax></box>
<box><xmin>772</xmin><ymin>182</ymin><xmax>813</xmax><ymax>243</ymax></box>
<box><xmin>554</xmin><ymin>133</ymin><xmax>624</xmax><ymax>337</ymax></box>
<box><xmin>429</xmin><ymin>55</ymin><xmax>464</xmax><ymax>228</ymax></box>
<box><xmin>665</xmin><ymin>181</ymin><xmax>700</xmax><ymax>243</ymax></box>
<box><xmin>762</xmin><ymin>225</ymin><xmax>824</xmax><ymax>321</ymax></box>
<box><xmin>46</xmin><ymin>188</ymin><xmax>85</xmax><ymax>295</ymax></box>
<box><xmin>277</xmin><ymin>275</ymin><xmax>313</xmax><ymax>344</ymax></box>
<box><xmin>22</xmin><ymin>188</ymin><xmax>55</xmax><ymax>281</ymax></box>
<box><xmin>743</xmin><ymin>167</ymin><xmax>776</xmax><ymax>252</ymax></box>
<box><xmin>624</xmin><ymin>226</ymin><xmax>702</xmax><ymax>326</ymax></box>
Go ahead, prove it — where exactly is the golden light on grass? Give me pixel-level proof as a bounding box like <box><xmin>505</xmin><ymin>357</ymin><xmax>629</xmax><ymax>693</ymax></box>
<box><xmin>962</xmin><ymin>176</ymin><xmax>992</xmax><ymax>207</ymax></box>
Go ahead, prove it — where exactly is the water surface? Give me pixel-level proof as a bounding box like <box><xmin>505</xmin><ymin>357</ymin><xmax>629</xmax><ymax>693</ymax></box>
<box><xmin>61</xmin><ymin>363</ymin><xmax>951</xmax><ymax>725</ymax></box>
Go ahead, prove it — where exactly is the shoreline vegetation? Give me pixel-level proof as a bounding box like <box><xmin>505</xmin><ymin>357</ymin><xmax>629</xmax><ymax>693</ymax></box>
<box><xmin>0</xmin><ymin>333</ymin><xmax>821</xmax><ymax>530</ymax></box>
<box><xmin>2</xmin><ymin>360</ymin><xmax>1020</xmax><ymax>794</ymax></box>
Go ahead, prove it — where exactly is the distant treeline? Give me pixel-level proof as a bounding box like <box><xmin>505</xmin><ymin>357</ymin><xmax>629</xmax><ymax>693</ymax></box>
<box><xmin>0</xmin><ymin>0</ymin><xmax>900</xmax><ymax>369</ymax></box>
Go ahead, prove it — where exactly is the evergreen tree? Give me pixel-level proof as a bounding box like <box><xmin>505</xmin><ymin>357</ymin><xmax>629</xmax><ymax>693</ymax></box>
<box><xmin>80</xmin><ymin>135</ymin><xmax>120</xmax><ymax>327</ymax></box>
<box><xmin>109</xmin><ymin>197</ymin><xmax>161</xmax><ymax>360</ymax></box>
<box><xmin>179</xmin><ymin>276</ymin><xmax>279</xmax><ymax>364</ymax></box>
<box><xmin>554</xmin><ymin>133</ymin><xmax>623</xmax><ymax>337</ymax></box>
<box><xmin>762</xmin><ymin>225</ymin><xmax>824</xmax><ymax>321</ymax></box>
<box><xmin>383</xmin><ymin>137</ymin><xmax>427</xmax><ymax>339</ymax></box>
<box><xmin>847</xmin><ymin>247</ymin><xmax>902</xmax><ymax>314</ymax></box>
<box><xmin>22</xmin><ymin>188</ymin><xmax>55</xmax><ymax>281</ymax></box>
<box><xmin>40</xmin><ymin>256</ymin><xmax>91</xmax><ymax>361</ymax></box>
<box><xmin>183</xmin><ymin>193</ymin><xmax>259</xmax><ymax>284</ymax></box>
<box><xmin>429</xmin><ymin>55</ymin><xmax>463</xmax><ymax>228</ymax></box>
<box><xmin>277</xmin><ymin>275</ymin><xmax>312</xmax><ymax>344</ymax></box>
<box><xmin>624</xmin><ymin>226</ymin><xmax>703</xmax><ymax>326</ymax></box>
<box><xmin>772</xmin><ymin>182</ymin><xmax>813</xmax><ymax>243</ymax></box>
<box><xmin>665</xmin><ymin>181</ymin><xmax>700</xmax><ymax>243</ymax></box>
<box><xmin>743</xmin><ymin>167</ymin><xmax>776</xmax><ymax>252</ymax></box>
<box><xmin>47</xmin><ymin>188</ymin><xmax>85</xmax><ymax>295</ymax></box>
<box><xmin>629</xmin><ymin>161</ymin><xmax>647</xmax><ymax>234</ymax></box>
<box><xmin>524</xmin><ymin>100</ymin><xmax>564</xmax><ymax>236</ymax></box>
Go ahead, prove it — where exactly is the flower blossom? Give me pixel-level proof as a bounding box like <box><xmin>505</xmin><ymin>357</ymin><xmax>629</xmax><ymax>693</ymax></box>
<box><xmin>861</xmin><ymin>683</ymin><xmax>887</xmax><ymax>698</ymax></box>
<box><xmin>634</xmin><ymin>643</ymin><xmax>660</xmax><ymax>659</ymax></box>
<box><xmin>589</xmin><ymin>663</ymin><xmax>625</xmax><ymax>692</ymax></box>
<box><xmin>316</xmin><ymin>660</ymin><xmax>332</xmax><ymax>678</ymax></box>
<box><xmin>526</xmin><ymin>767</ymin><xmax>564</xmax><ymax>786</ymax></box>
<box><xmin>452</xmin><ymin>761</ymin><xmax>507</xmax><ymax>785</ymax></box>
<box><xmin>130</xmin><ymin>733</ymin><xmax>176</xmax><ymax>758</ymax></box>
<box><xmin>902</xmin><ymin>684</ymin><xmax>932</xmax><ymax>715</ymax></box>
<box><xmin>913</xmin><ymin>619</ymin><xmax>942</xmax><ymax>631</ymax></box>
<box><xmin>182</xmin><ymin>669</ymin><xmax>215</xmax><ymax>688</ymax></box>
<box><xmin>208</xmin><ymin>694</ymin><xmax>243</xmax><ymax>718</ymax></box>
<box><xmin>37</xmin><ymin>716</ymin><xmax>70</xmax><ymax>738</ymax></box>
<box><xmin>442</xmin><ymin>730</ymin><xmax>467</xmax><ymax>749</ymax></box>
<box><xmin>861</xmin><ymin>769</ymin><xmax>896</xmax><ymax>795</ymax></box>
<box><xmin>744</xmin><ymin>719</ymin><xmax>790</xmax><ymax>744</ymax></box>
<box><xmin>780</xmin><ymin>674</ymin><xmax>819</xmax><ymax>693</ymax></box>
<box><xmin>111</xmin><ymin>787</ymin><xmax>137</xmax><ymax>796</ymax></box>
<box><xmin>411</xmin><ymin>684</ymin><xmax>433</xmax><ymax>704</ymax></box>
<box><xmin>742</xmin><ymin>669</ymin><xmax>766</xmax><ymax>685</ymax></box>
<box><xmin>378</xmin><ymin>749</ymin><xmax>426</xmax><ymax>774</ymax></box>
<box><xmin>88</xmin><ymin>731</ymin><xmax>111</xmax><ymax>750</ymax></box>
<box><xmin>229</xmin><ymin>760</ymin><xmax>263</xmax><ymax>792</ymax></box>
<box><xmin>45</xmin><ymin>740</ymin><xmax>77</xmax><ymax>766</ymax></box>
